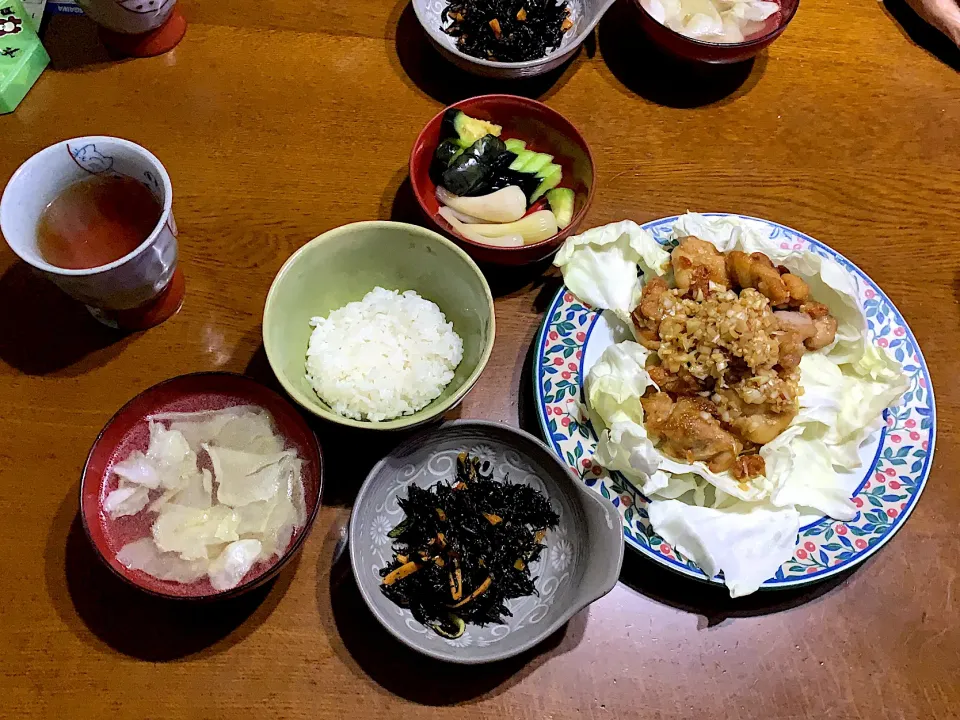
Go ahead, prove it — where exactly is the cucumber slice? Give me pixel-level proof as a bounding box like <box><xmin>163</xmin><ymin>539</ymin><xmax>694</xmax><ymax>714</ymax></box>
<box><xmin>519</xmin><ymin>153</ymin><xmax>554</xmax><ymax>175</ymax></box>
<box><xmin>508</xmin><ymin>149</ymin><xmax>537</xmax><ymax>171</ymax></box>
<box><xmin>504</xmin><ymin>138</ymin><xmax>527</xmax><ymax>153</ymax></box>
<box><xmin>546</xmin><ymin>188</ymin><xmax>575</xmax><ymax>229</ymax></box>
<box><xmin>535</xmin><ymin>162</ymin><xmax>562</xmax><ymax>179</ymax></box>
<box><xmin>531</xmin><ymin>166</ymin><xmax>563</xmax><ymax>202</ymax></box>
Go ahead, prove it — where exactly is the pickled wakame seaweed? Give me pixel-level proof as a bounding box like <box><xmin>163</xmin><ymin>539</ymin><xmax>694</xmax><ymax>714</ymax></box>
<box><xmin>379</xmin><ymin>452</ymin><xmax>560</xmax><ymax>638</ymax></box>
<box><xmin>441</xmin><ymin>0</ymin><xmax>574</xmax><ymax>63</ymax></box>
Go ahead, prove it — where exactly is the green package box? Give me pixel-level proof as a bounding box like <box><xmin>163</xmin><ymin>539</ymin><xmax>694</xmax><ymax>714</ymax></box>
<box><xmin>0</xmin><ymin>0</ymin><xmax>49</xmax><ymax>114</ymax></box>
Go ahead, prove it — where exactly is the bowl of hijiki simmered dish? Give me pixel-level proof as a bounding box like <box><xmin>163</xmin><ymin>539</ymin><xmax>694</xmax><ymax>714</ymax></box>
<box><xmin>263</xmin><ymin>221</ymin><xmax>496</xmax><ymax>431</ymax></box>
<box><xmin>349</xmin><ymin>420</ymin><xmax>624</xmax><ymax>663</ymax></box>
<box><xmin>80</xmin><ymin>373</ymin><xmax>323</xmax><ymax>599</ymax></box>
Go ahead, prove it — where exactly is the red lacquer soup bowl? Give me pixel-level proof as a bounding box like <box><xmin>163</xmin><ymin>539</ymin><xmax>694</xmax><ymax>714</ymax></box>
<box><xmin>410</xmin><ymin>95</ymin><xmax>596</xmax><ymax>266</ymax></box>
<box><xmin>633</xmin><ymin>0</ymin><xmax>800</xmax><ymax>64</ymax></box>
<box><xmin>80</xmin><ymin>372</ymin><xmax>323</xmax><ymax>600</ymax></box>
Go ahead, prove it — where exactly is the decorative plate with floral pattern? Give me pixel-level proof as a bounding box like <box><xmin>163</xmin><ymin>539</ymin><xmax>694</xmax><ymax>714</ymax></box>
<box><xmin>534</xmin><ymin>214</ymin><xmax>935</xmax><ymax>588</ymax></box>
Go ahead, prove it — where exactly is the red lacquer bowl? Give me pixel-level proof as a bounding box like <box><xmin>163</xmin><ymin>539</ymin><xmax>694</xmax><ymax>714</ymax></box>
<box><xmin>410</xmin><ymin>95</ymin><xmax>596</xmax><ymax>266</ymax></box>
<box><xmin>80</xmin><ymin>373</ymin><xmax>323</xmax><ymax>600</ymax></box>
<box><xmin>633</xmin><ymin>0</ymin><xmax>800</xmax><ymax>64</ymax></box>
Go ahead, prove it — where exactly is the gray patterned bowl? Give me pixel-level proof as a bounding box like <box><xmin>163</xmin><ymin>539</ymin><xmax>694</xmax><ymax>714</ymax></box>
<box><xmin>412</xmin><ymin>0</ymin><xmax>617</xmax><ymax>79</ymax></box>
<box><xmin>349</xmin><ymin>420</ymin><xmax>624</xmax><ymax>664</ymax></box>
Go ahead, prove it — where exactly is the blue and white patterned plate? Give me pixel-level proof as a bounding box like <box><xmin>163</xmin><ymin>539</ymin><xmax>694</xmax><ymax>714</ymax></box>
<box><xmin>533</xmin><ymin>214</ymin><xmax>936</xmax><ymax>588</ymax></box>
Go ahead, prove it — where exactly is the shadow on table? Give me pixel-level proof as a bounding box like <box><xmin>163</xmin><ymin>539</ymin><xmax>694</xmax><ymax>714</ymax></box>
<box><xmin>882</xmin><ymin>0</ymin><xmax>960</xmax><ymax>70</ymax></box>
<box><xmin>317</xmin><ymin>515</ymin><xmax>587</xmax><ymax>704</ymax></box>
<box><xmin>0</xmin><ymin>263</ymin><xmax>135</xmax><ymax>376</ymax></box>
<box><xmin>245</xmin><ymin>343</ymin><xmax>452</xmax><ymax>508</ymax></box>
<box><xmin>41</xmin><ymin>12</ymin><xmax>119</xmax><ymax>72</ymax></box>
<box><xmin>618</xmin><ymin>546</ymin><xmax>861</xmax><ymax>628</ymax></box>
<box><xmin>44</xmin><ymin>485</ymin><xmax>294</xmax><ymax>661</ymax></box>
<box><xmin>387</xmin><ymin>0</ymin><xmax>582</xmax><ymax>106</ymax></box>
<box><xmin>379</xmin><ymin>167</ymin><xmax>422</xmax><ymax>227</ymax></box>
<box><xmin>597</xmin><ymin>0</ymin><xmax>765</xmax><ymax>108</ymax></box>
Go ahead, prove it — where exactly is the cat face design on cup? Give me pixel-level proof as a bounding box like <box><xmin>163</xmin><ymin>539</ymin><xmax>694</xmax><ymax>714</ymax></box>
<box><xmin>1</xmin><ymin>136</ymin><xmax>180</xmax><ymax>326</ymax></box>
<box><xmin>75</xmin><ymin>0</ymin><xmax>177</xmax><ymax>35</ymax></box>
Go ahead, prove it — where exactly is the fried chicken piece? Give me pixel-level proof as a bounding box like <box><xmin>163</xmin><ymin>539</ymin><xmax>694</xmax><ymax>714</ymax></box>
<box><xmin>797</xmin><ymin>302</ymin><xmax>838</xmax><ymax>350</ymax></box>
<box><xmin>773</xmin><ymin>305</ymin><xmax>838</xmax><ymax>357</ymax></box>
<box><xmin>671</xmin><ymin>237</ymin><xmax>730</xmax><ymax>294</ymax></box>
<box><xmin>796</xmin><ymin>301</ymin><xmax>837</xmax><ymax>350</ymax></box>
<box><xmin>647</xmin><ymin>364</ymin><xmax>704</xmax><ymax>396</ymax></box>
<box><xmin>726</xmin><ymin>250</ymin><xmax>813</xmax><ymax>309</ymax></box>
<box><xmin>806</xmin><ymin>315</ymin><xmax>838</xmax><ymax>350</ymax></box>
<box><xmin>782</xmin><ymin>273</ymin><xmax>810</xmax><ymax>306</ymax></box>
<box><xmin>774</xmin><ymin>310</ymin><xmax>815</xmax><ymax>369</ymax></box>
<box><xmin>640</xmin><ymin>390</ymin><xmax>675</xmax><ymax>435</ymax></box>
<box><xmin>732</xmin><ymin>454</ymin><xmax>766</xmax><ymax>480</ymax></box>
<box><xmin>774</xmin><ymin>310</ymin><xmax>816</xmax><ymax>336</ymax></box>
<box><xmin>634</xmin><ymin>328</ymin><xmax>660</xmax><ymax>351</ymax></box>
<box><xmin>715</xmin><ymin>388</ymin><xmax>798</xmax><ymax>445</ymax></box>
<box><xmin>631</xmin><ymin>277</ymin><xmax>668</xmax><ymax>350</ymax></box>
<box><xmin>687</xmin><ymin>265</ymin><xmax>716</xmax><ymax>300</ymax></box>
<box><xmin>800</xmin><ymin>301</ymin><xmax>830</xmax><ymax>319</ymax></box>
<box><xmin>737</xmin><ymin>411</ymin><xmax>796</xmax><ymax>445</ymax></box>
<box><xmin>638</xmin><ymin>277</ymin><xmax>668</xmax><ymax>323</ymax></box>
<box><xmin>777</xmin><ymin>332</ymin><xmax>807</xmax><ymax>369</ymax></box>
<box><xmin>642</xmin><ymin>393</ymin><xmax>742</xmax><ymax>473</ymax></box>
<box><xmin>727</xmin><ymin>250</ymin><xmax>790</xmax><ymax>306</ymax></box>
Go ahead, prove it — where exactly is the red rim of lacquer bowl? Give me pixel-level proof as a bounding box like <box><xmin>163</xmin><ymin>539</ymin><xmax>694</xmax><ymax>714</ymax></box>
<box><xmin>410</xmin><ymin>94</ymin><xmax>596</xmax><ymax>264</ymax></box>
<box><xmin>631</xmin><ymin>0</ymin><xmax>800</xmax><ymax>64</ymax></box>
<box><xmin>79</xmin><ymin>372</ymin><xmax>324</xmax><ymax>601</ymax></box>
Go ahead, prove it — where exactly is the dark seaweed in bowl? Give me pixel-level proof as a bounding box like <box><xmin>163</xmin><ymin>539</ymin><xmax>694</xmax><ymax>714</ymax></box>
<box><xmin>379</xmin><ymin>452</ymin><xmax>559</xmax><ymax>638</ymax></box>
<box><xmin>442</xmin><ymin>0</ymin><xmax>573</xmax><ymax>62</ymax></box>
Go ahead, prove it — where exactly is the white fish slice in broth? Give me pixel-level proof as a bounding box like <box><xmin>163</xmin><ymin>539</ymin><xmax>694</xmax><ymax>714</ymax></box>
<box><xmin>152</xmin><ymin>406</ymin><xmax>282</xmax><ymax>455</ymax></box>
<box><xmin>104</xmin><ymin>482</ymin><xmax>151</xmax><ymax>518</ymax></box>
<box><xmin>147</xmin><ymin>422</ymin><xmax>194</xmax><ymax>468</ymax></box>
<box><xmin>209</xmin><ymin>412</ymin><xmax>285</xmax><ymax>454</ymax></box>
<box><xmin>206</xmin><ymin>446</ymin><xmax>297</xmax><ymax>507</ymax></box>
<box><xmin>117</xmin><ymin>538</ymin><xmax>209</xmax><ymax>584</ymax></box>
<box><xmin>152</xmin><ymin>504</ymin><xmax>241</xmax><ymax>560</ymax></box>
<box><xmin>209</xmin><ymin>539</ymin><xmax>263</xmax><ymax>591</ymax></box>
<box><xmin>161</xmin><ymin>468</ymin><xmax>213</xmax><ymax>510</ymax></box>
<box><xmin>112</xmin><ymin>450</ymin><xmax>161</xmax><ymax>489</ymax></box>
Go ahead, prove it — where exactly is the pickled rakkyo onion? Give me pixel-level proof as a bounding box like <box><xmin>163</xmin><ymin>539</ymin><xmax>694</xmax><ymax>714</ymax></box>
<box><xmin>641</xmin><ymin>0</ymin><xmax>779</xmax><ymax>43</ymax></box>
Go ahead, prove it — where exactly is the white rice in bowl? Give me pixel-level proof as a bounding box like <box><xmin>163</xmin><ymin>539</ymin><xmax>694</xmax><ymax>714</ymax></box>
<box><xmin>305</xmin><ymin>287</ymin><xmax>464</xmax><ymax>422</ymax></box>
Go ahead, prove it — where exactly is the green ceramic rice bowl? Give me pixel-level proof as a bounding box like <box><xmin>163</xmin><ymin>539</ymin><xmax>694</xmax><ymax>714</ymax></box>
<box><xmin>263</xmin><ymin>221</ymin><xmax>495</xmax><ymax>430</ymax></box>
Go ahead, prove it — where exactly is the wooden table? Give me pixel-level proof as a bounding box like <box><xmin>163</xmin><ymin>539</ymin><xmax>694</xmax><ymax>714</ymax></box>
<box><xmin>2</xmin><ymin>0</ymin><xmax>959</xmax><ymax>717</ymax></box>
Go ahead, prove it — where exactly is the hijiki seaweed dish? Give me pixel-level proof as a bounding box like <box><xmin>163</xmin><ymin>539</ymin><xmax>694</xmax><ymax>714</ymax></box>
<box><xmin>441</xmin><ymin>0</ymin><xmax>574</xmax><ymax>62</ymax></box>
<box><xmin>379</xmin><ymin>453</ymin><xmax>559</xmax><ymax>638</ymax></box>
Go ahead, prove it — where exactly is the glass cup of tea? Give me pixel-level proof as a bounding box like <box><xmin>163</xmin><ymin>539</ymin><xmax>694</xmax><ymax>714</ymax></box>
<box><xmin>0</xmin><ymin>136</ymin><xmax>184</xmax><ymax>330</ymax></box>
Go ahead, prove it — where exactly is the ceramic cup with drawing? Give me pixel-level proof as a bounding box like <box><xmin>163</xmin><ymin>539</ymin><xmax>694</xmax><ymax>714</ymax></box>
<box><xmin>74</xmin><ymin>0</ymin><xmax>187</xmax><ymax>57</ymax></box>
<box><xmin>0</xmin><ymin>136</ymin><xmax>184</xmax><ymax>330</ymax></box>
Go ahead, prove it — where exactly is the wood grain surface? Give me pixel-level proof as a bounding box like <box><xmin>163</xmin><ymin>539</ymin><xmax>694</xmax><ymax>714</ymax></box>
<box><xmin>2</xmin><ymin>0</ymin><xmax>959</xmax><ymax>718</ymax></box>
